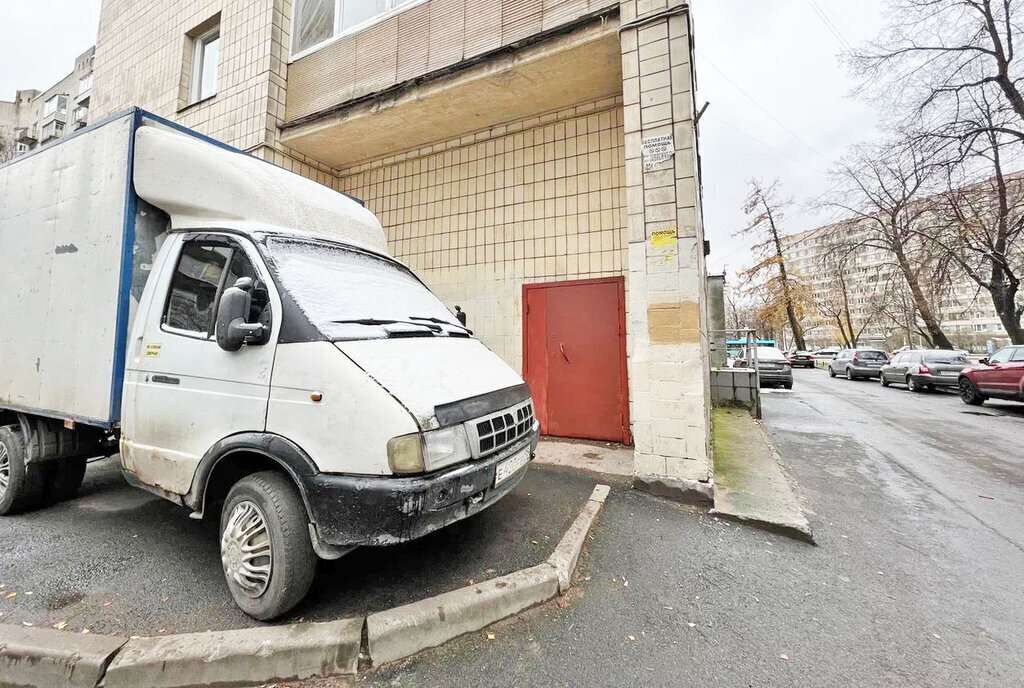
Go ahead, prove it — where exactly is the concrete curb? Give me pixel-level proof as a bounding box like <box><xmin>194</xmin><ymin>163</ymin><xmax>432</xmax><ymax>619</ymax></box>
<box><xmin>708</xmin><ymin>507</ymin><xmax>815</xmax><ymax>543</ymax></box>
<box><xmin>102</xmin><ymin>617</ymin><xmax>362</xmax><ymax>688</ymax></box>
<box><xmin>367</xmin><ymin>563</ymin><xmax>559</xmax><ymax>665</ymax></box>
<box><xmin>1</xmin><ymin>482</ymin><xmax>610</xmax><ymax>687</ymax></box>
<box><xmin>547</xmin><ymin>485</ymin><xmax>608</xmax><ymax>593</ymax></box>
<box><xmin>368</xmin><ymin>483</ymin><xmax>610</xmax><ymax>665</ymax></box>
<box><xmin>0</xmin><ymin>625</ymin><xmax>126</xmax><ymax>688</ymax></box>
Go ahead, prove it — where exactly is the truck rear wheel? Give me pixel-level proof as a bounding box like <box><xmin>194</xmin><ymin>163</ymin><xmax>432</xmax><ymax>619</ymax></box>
<box><xmin>45</xmin><ymin>457</ymin><xmax>88</xmax><ymax>504</ymax></box>
<box><xmin>0</xmin><ymin>425</ymin><xmax>50</xmax><ymax>515</ymax></box>
<box><xmin>219</xmin><ymin>471</ymin><xmax>316</xmax><ymax>620</ymax></box>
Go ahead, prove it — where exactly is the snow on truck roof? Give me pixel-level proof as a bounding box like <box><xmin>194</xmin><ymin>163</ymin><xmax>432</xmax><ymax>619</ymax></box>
<box><xmin>132</xmin><ymin>124</ymin><xmax>390</xmax><ymax>256</ymax></box>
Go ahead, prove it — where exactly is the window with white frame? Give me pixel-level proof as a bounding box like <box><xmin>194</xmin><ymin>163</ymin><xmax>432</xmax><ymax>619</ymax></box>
<box><xmin>73</xmin><ymin>106</ymin><xmax>88</xmax><ymax>123</ymax></box>
<box><xmin>15</xmin><ymin>142</ymin><xmax>29</xmax><ymax>155</ymax></box>
<box><xmin>191</xmin><ymin>26</ymin><xmax>220</xmax><ymax>103</ymax></box>
<box><xmin>43</xmin><ymin>94</ymin><xmax>68</xmax><ymax>118</ymax></box>
<box><xmin>78</xmin><ymin>73</ymin><xmax>93</xmax><ymax>95</ymax></box>
<box><xmin>292</xmin><ymin>0</ymin><xmax>419</xmax><ymax>57</ymax></box>
<box><xmin>41</xmin><ymin>120</ymin><xmax>65</xmax><ymax>140</ymax></box>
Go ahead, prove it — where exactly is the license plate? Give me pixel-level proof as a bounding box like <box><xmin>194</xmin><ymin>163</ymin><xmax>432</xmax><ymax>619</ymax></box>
<box><xmin>940</xmin><ymin>371</ymin><xmax>959</xmax><ymax>376</ymax></box>
<box><xmin>495</xmin><ymin>447</ymin><xmax>530</xmax><ymax>486</ymax></box>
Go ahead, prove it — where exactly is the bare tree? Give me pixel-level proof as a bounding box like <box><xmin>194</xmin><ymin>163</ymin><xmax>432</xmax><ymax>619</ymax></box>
<box><xmin>919</xmin><ymin>89</ymin><xmax>1024</xmax><ymax>343</ymax></box>
<box><xmin>0</xmin><ymin>129</ymin><xmax>16</xmax><ymax>164</ymax></box>
<box><xmin>827</xmin><ymin>137</ymin><xmax>957</xmax><ymax>349</ymax></box>
<box><xmin>851</xmin><ymin>0</ymin><xmax>1024</xmax><ymax>142</ymax></box>
<box><xmin>736</xmin><ymin>179</ymin><xmax>808</xmax><ymax>350</ymax></box>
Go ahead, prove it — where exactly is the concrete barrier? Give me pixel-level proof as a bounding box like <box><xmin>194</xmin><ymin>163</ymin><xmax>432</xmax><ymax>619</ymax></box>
<box><xmin>102</xmin><ymin>617</ymin><xmax>362</xmax><ymax>688</ymax></box>
<box><xmin>0</xmin><ymin>625</ymin><xmax>126</xmax><ymax>688</ymax></box>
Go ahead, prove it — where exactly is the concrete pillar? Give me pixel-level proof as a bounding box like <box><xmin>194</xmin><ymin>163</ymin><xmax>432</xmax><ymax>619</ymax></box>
<box><xmin>619</xmin><ymin>0</ymin><xmax>711</xmax><ymax>485</ymax></box>
<box><xmin>708</xmin><ymin>274</ymin><xmax>727</xmax><ymax>368</ymax></box>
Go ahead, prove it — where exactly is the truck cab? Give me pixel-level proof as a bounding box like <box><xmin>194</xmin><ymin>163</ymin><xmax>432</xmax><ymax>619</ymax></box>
<box><xmin>0</xmin><ymin>112</ymin><xmax>538</xmax><ymax>620</ymax></box>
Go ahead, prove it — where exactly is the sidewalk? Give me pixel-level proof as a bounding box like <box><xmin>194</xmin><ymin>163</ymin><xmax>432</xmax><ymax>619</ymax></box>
<box><xmin>711</xmin><ymin>407</ymin><xmax>813</xmax><ymax>542</ymax></box>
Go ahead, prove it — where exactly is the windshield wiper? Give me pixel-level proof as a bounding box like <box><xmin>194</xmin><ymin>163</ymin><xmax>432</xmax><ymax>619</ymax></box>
<box><xmin>330</xmin><ymin>318</ymin><xmax>442</xmax><ymax>332</ymax></box>
<box><xmin>409</xmin><ymin>315</ymin><xmax>471</xmax><ymax>332</ymax></box>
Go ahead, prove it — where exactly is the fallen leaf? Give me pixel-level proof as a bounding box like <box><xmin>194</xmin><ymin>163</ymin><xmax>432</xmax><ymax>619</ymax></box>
<box><xmin>54</xmin><ymin>621</ymin><xmax>68</xmax><ymax>630</ymax></box>
<box><xmin>932</xmin><ymin>633</ymin><xmax>941</xmax><ymax>639</ymax></box>
<box><xmin>688</xmin><ymin>622</ymin><xmax>697</xmax><ymax>628</ymax></box>
<box><xmin>22</xmin><ymin>621</ymin><xmax>33</xmax><ymax>627</ymax></box>
<box><xmin>780</xmin><ymin>654</ymin><xmax>790</xmax><ymax>661</ymax></box>
<box><xmin>486</xmin><ymin>632</ymin><xmax>496</xmax><ymax>640</ymax></box>
<box><xmin>81</xmin><ymin>629</ymin><xmax>90</xmax><ymax>634</ymax></box>
<box><xmin>467</xmin><ymin>579</ymin><xmax>476</xmax><ymax>586</ymax></box>
<box><xmin>627</xmin><ymin>635</ymin><xmax>637</xmax><ymax>641</ymax></box>
<box><xmin>24</xmin><ymin>592</ymin><xmax>32</xmax><ymax>596</ymax></box>
<box><xmin>4</xmin><ymin>592</ymin><xmax>15</xmax><ymax>599</ymax></box>
<box><xmin>531</xmin><ymin>540</ymin><xmax>538</xmax><ymax>545</ymax></box>
<box><xmin>664</xmin><ymin>606</ymin><xmax>674</xmax><ymax>611</ymax></box>
<box><xmin>157</xmin><ymin>629</ymin><xmax>166</xmax><ymax>634</ymax></box>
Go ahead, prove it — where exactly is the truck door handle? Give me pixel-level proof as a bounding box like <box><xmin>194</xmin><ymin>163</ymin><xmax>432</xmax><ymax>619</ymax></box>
<box><xmin>559</xmin><ymin>343</ymin><xmax>570</xmax><ymax>363</ymax></box>
<box><xmin>151</xmin><ymin>374</ymin><xmax>180</xmax><ymax>385</ymax></box>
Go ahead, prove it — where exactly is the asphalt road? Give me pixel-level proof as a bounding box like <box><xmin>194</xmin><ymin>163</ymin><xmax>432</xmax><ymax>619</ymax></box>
<box><xmin>0</xmin><ymin>461</ymin><xmax>598</xmax><ymax>635</ymax></box>
<box><xmin>296</xmin><ymin>368</ymin><xmax>1024</xmax><ymax>687</ymax></box>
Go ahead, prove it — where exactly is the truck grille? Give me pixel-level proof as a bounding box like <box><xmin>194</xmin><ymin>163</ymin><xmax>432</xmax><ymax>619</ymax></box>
<box><xmin>466</xmin><ymin>399</ymin><xmax>535</xmax><ymax>458</ymax></box>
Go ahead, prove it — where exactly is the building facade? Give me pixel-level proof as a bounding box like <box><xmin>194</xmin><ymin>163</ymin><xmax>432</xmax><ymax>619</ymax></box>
<box><xmin>783</xmin><ymin>222</ymin><xmax>1012</xmax><ymax>352</ymax></box>
<box><xmin>87</xmin><ymin>0</ymin><xmax>712</xmax><ymax>484</ymax></box>
<box><xmin>0</xmin><ymin>47</ymin><xmax>95</xmax><ymax>159</ymax></box>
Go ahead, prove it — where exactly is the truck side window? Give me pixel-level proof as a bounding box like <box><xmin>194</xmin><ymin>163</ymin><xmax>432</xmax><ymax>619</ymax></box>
<box><xmin>220</xmin><ymin>250</ymin><xmax>268</xmax><ymax>324</ymax></box>
<box><xmin>164</xmin><ymin>241</ymin><xmax>231</xmax><ymax>335</ymax></box>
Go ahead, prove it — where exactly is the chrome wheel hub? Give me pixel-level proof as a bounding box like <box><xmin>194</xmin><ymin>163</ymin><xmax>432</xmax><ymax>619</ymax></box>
<box><xmin>0</xmin><ymin>442</ymin><xmax>9</xmax><ymax>498</ymax></box>
<box><xmin>221</xmin><ymin>500</ymin><xmax>272</xmax><ymax>598</ymax></box>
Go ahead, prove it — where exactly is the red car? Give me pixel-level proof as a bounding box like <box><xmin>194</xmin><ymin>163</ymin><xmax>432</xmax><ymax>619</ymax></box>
<box><xmin>959</xmin><ymin>345</ymin><xmax>1024</xmax><ymax>405</ymax></box>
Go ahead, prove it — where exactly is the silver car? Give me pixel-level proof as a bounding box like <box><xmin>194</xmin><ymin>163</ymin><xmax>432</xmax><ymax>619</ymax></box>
<box><xmin>828</xmin><ymin>348</ymin><xmax>889</xmax><ymax>380</ymax></box>
<box><xmin>735</xmin><ymin>346</ymin><xmax>794</xmax><ymax>389</ymax></box>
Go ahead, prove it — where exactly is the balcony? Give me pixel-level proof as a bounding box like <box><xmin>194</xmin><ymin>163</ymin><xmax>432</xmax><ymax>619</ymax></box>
<box><xmin>16</xmin><ymin>126</ymin><xmax>37</xmax><ymax>144</ymax></box>
<box><xmin>76</xmin><ymin>74</ymin><xmax>93</xmax><ymax>106</ymax></box>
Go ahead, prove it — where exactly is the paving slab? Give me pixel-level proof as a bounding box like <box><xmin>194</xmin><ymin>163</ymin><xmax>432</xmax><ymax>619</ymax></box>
<box><xmin>532</xmin><ymin>439</ymin><xmax>633</xmax><ymax>476</ymax></box>
<box><xmin>711</xmin><ymin>407</ymin><xmax>813</xmax><ymax>542</ymax></box>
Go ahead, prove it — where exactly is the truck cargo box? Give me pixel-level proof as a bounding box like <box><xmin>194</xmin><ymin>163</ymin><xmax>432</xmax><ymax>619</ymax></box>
<box><xmin>0</xmin><ymin>110</ymin><xmax>220</xmax><ymax>427</ymax></box>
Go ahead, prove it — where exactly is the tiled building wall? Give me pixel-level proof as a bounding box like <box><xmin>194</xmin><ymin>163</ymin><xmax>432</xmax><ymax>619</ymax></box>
<box><xmin>619</xmin><ymin>0</ymin><xmax>711</xmax><ymax>482</ymax></box>
<box><xmin>338</xmin><ymin>96</ymin><xmax>628</xmax><ymax>372</ymax></box>
<box><xmin>286</xmin><ymin>0</ymin><xmax>618</xmax><ymax>122</ymax></box>
<box><xmin>91</xmin><ymin>0</ymin><xmax>334</xmax><ymax>184</ymax></box>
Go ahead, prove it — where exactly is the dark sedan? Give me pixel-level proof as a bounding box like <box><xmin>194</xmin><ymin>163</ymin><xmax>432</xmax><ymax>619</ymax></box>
<box><xmin>788</xmin><ymin>350</ymin><xmax>815</xmax><ymax>368</ymax></box>
<box><xmin>880</xmin><ymin>350</ymin><xmax>970</xmax><ymax>392</ymax></box>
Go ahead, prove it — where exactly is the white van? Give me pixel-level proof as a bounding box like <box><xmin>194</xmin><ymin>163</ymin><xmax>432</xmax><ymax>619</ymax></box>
<box><xmin>0</xmin><ymin>110</ymin><xmax>539</xmax><ymax>619</ymax></box>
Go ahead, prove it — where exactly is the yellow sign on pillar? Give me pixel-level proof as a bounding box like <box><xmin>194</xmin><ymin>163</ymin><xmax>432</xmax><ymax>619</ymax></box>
<box><xmin>650</xmin><ymin>227</ymin><xmax>677</xmax><ymax>248</ymax></box>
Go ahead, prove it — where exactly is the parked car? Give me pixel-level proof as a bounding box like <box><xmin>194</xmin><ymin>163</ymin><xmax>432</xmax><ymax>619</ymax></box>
<box><xmin>958</xmin><ymin>345</ymin><xmax>1024</xmax><ymax>406</ymax></box>
<box><xmin>880</xmin><ymin>350</ymin><xmax>970</xmax><ymax>392</ymax></box>
<box><xmin>735</xmin><ymin>346</ymin><xmax>793</xmax><ymax>389</ymax></box>
<box><xmin>788</xmin><ymin>350</ymin><xmax>815</xmax><ymax>368</ymax></box>
<box><xmin>828</xmin><ymin>348</ymin><xmax>889</xmax><ymax>380</ymax></box>
<box><xmin>812</xmin><ymin>347</ymin><xmax>841</xmax><ymax>360</ymax></box>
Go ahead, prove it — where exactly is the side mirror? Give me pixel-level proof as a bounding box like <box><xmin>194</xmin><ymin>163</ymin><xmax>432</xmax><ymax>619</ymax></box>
<box><xmin>979</xmin><ymin>357</ymin><xmax>989</xmax><ymax>365</ymax></box>
<box><xmin>216</xmin><ymin>277</ymin><xmax>267</xmax><ymax>352</ymax></box>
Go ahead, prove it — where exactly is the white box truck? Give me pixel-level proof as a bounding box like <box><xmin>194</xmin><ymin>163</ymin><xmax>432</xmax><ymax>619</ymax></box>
<box><xmin>0</xmin><ymin>109</ymin><xmax>539</xmax><ymax>619</ymax></box>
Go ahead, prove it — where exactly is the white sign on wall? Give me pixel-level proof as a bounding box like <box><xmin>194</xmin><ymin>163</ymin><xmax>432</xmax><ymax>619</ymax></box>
<box><xmin>642</xmin><ymin>134</ymin><xmax>674</xmax><ymax>170</ymax></box>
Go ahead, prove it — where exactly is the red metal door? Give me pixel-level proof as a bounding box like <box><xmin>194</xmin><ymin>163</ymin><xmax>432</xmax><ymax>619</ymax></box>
<box><xmin>523</xmin><ymin>278</ymin><xmax>629</xmax><ymax>443</ymax></box>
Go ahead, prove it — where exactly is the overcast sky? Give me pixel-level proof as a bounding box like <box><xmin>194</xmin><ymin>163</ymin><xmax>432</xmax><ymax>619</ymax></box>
<box><xmin>2</xmin><ymin>0</ymin><xmax>887</xmax><ymax>278</ymax></box>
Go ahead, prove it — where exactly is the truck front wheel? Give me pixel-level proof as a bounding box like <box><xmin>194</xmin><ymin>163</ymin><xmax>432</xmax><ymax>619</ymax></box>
<box><xmin>0</xmin><ymin>425</ymin><xmax>49</xmax><ymax>515</ymax></box>
<box><xmin>219</xmin><ymin>471</ymin><xmax>316</xmax><ymax>620</ymax></box>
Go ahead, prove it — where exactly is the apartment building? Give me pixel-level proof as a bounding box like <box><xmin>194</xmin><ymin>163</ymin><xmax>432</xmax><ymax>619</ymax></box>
<box><xmin>0</xmin><ymin>47</ymin><xmax>95</xmax><ymax>159</ymax></box>
<box><xmin>783</xmin><ymin>222</ymin><xmax>1011</xmax><ymax>351</ymax></box>
<box><xmin>87</xmin><ymin>0</ymin><xmax>712</xmax><ymax>485</ymax></box>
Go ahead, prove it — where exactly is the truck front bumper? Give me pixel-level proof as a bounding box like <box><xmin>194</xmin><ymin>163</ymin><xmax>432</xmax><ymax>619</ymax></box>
<box><xmin>303</xmin><ymin>425</ymin><xmax>540</xmax><ymax>548</ymax></box>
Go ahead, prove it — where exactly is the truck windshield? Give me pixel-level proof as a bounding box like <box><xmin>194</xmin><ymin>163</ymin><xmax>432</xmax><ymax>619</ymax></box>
<box><xmin>265</xmin><ymin>237</ymin><xmax>465</xmax><ymax>340</ymax></box>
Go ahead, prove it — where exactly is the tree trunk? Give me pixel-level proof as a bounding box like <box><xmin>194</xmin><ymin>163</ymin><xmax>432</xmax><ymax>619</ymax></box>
<box><xmin>892</xmin><ymin>243</ymin><xmax>954</xmax><ymax>349</ymax></box>
<box><xmin>764</xmin><ymin>201</ymin><xmax>807</xmax><ymax>350</ymax></box>
<box><xmin>989</xmin><ymin>266</ymin><xmax>1024</xmax><ymax>344</ymax></box>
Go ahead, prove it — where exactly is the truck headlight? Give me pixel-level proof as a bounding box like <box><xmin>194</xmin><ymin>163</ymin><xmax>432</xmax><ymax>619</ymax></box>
<box><xmin>422</xmin><ymin>424</ymin><xmax>472</xmax><ymax>470</ymax></box>
<box><xmin>387</xmin><ymin>434</ymin><xmax>424</xmax><ymax>474</ymax></box>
